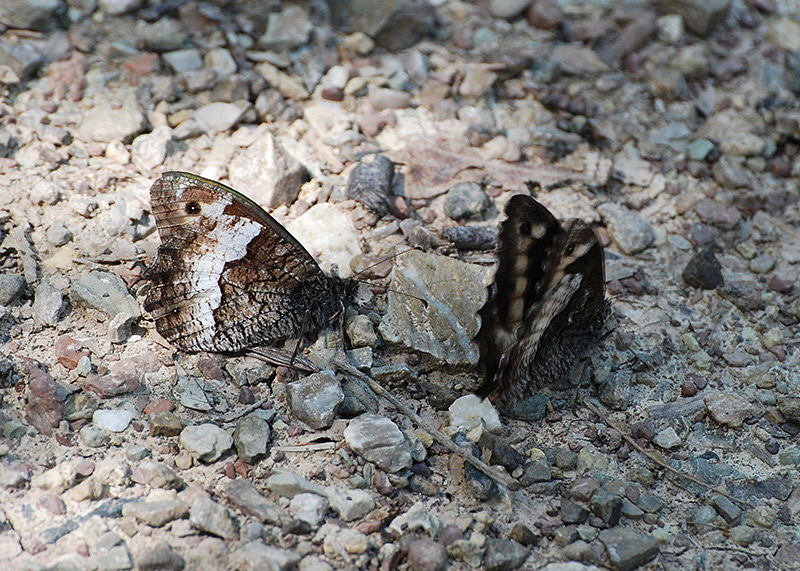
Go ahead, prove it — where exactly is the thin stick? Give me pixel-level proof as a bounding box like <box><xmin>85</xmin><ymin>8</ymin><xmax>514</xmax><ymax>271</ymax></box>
<box><xmin>583</xmin><ymin>399</ymin><xmax>753</xmax><ymax>508</ymax></box>
<box><xmin>333</xmin><ymin>356</ymin><xmax>521</xmax><ymax>491</ymax></box>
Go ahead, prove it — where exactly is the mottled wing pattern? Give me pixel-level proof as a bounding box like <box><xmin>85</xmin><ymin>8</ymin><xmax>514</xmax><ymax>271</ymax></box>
<box><xmin>144</xmin><ymin>171</ymin><xmax>341</xmax><ymax>353</ymax></box>
<box><xmin>475</xmin><ymin>194</ymin><xmax>606</xmax><ymax>406</ymax></box>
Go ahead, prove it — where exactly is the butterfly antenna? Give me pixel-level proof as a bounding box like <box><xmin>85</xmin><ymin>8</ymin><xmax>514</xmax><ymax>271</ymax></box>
<box><xmin>350</xmin><ymin>246</ymin><xmax>417</xmax><ymax>280</ymax></box>
<box><xmin>350</xmin><ymin>247</ymin><xmax>429</xmax><ymax>308</ymax></box>
<box><xmin>351</xmin><ymin>278</ymin><xmax>429</xmax><ymax>309</ymax></box>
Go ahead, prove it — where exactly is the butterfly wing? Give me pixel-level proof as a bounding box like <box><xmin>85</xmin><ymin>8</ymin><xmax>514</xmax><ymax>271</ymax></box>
<box><xmin>475</xmin><ymin>194</ymin><xmax>563</xmax><ymax>397</ymax></box>
<box><xmin>476</xmin><ymin>195</ymin><xmax>606</xmax><ymax>404</ymax></box>
<box><xmin>144</xmin><ymin>171</ymin><xmax>340</xmax><ymax>353</ymax></box>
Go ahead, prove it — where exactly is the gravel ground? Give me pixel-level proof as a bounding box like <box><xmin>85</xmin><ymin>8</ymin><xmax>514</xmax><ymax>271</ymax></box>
<box><xmin>1</xmin><ymin>0</ymin><xmax>800</xmax><ymax>570</ymax></box>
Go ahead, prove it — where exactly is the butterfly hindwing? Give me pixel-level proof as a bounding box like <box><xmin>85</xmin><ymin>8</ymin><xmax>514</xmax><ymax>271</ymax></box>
<box><xmin>144</xmin><ymin>171</ymin><xmax>341</xmax><ymax>353</ymax></box>
<box><xmin>475</xmin><ymin>194</ymin><xmax>606</xmax><ymax>406</ymax></box>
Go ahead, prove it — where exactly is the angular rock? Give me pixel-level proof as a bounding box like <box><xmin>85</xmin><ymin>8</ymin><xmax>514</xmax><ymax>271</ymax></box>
<box><xmin>0</xmin><ymin>273</ymin><xmax>25</xmax><ymax>305</ymax></box>
<box><xmin>225</xmin><ymin>478</ymin><xmax>287</xmax><ymax>526</ymax></box>
<box><xmin>32</xmin><ymin>281</ymin><xmax>67</xmax><ymax>327</ymax></box>
<box><xmin>379</xmin><ymin>250</ymin><xmax>486</xmax><ymax>365</ymax></box>
<box><xmin>327</xmin><ymin>488</ymin><xmax>375</xmax><ymax>521</ymax></box>
<box><xmin>705</xmin><ymin>392</ymin><xmax>761</xmax><ymax>427</ymax></box>
<box><xmin>131</xmin><ymin>125</ymin><xmax>172</xmax><ymax>171</ymax></box>
<box><xmin>653</xmin><ymin>0</ymin><xmax>730</xmax><ymax>36</ymax></box>
<box><xmin>24</xmin><ymin>360</ymin><xmax>63</xmax><ymax>436</ymax></box>
<box><xmin>136</xmin><ymin>543</ymin><xmax>186</xmax><ymax>571</ymax></box>
<box><xmin>233</xmin><ymin>414</ymin><xmax>270</xmax><ymax>464</ymax></box>
<box><xmin>598</xmin><ymin>528</ymin><xmax>660</xmax><ymax>571</ymax></box>
<box><xmin>232</xmin><ymin>542</ymin><xmax>301</xmax><ymax>571</ymax></box>
<box><xmin>180</xmin><ymin>424</ymin><xmax>233</xmax><ymax>463</ymax></box>
<box><xmin>682</xmin><ymin>248</ymin><xmax>724</xmax><ymax>289</ymax></box>
<box><xmin>346</xmin><ymin>154</ymin><xmax>395</xmax><ymax>216</ymax></box>
<box><xmin>194</xmin><ymin>102</ymin><xmax>245</xmax><ymax>134</ymax></box>
<box><xmin>289</xmin><ymin>492</ymin><xmax>329</xmax><ymax>527</ymax></box>
<box><xmin>329</xmin><ymin>0</ymin><xmax>436</xmax><ymax>51</ymax></box>
<box><xmin>228</xmin><ymin>134</ymin><xmax>306</xmax><ymax>210</ymax></box>
<box><xmin>79</xmin><ymin>102</ymin><xmax>146</xmax><ymax>143</ymax></box>
<box><xmin>286</xmin><ymin>371</ymin><xmax>344</xmax><ymax>430</ymax></box>
<box><xmin>483</xmin><ymin>538</ymin><xmax>530</xmax><ymax>571</ymax></box>
<box><xmin>257</xmin><ymin>5</ymin><xmax>312</xmax><ymax>51</ymax></box>
<box><xmin>70</xmin><ymin>271</ymin><xmax>141</xmax><ymax>319</ymax></box>
<box><xmin>287</xmin><ymin>203</ymin><xmax>362</xmax><ymax>278</ymax></box>
<box><xmin>597</xmin><ymin>203</ymin><xmax>655</xmax><ymax>255</ymax></box>
<box><xmin>190</xmin><ymin>495</ymin><xmax>237</xmax><ymax>540</ymax></box>
<box><xmin>344</xmin><ymin>414</ymin><xmax>412</xmax><ymax>473</ymax></box>
<box><xmin>123</xmin><ymin>498</ymin><xmax>189</xmax><ymax>527</ymax></box>
<box><xmin>444</xmin><ymin>182</ymin><xmax>491</xmax><ymax>221</ymax></box>
<box><xmin>83</xmin><ymin>373</ymin><xmax>140</xmax><ymax>398</ymax></box>
<box><xmin>163</xmin><ymin>48</ymin><xmax>202</xmax><ymax>73</ymax></box>
<box><xmin>449</xmin><ymin>394</ymin><xmax>502</xmax><ymax>434</ymax></box>
<box><xmin>265</xmin><ymin>471</ymin><xmax>327</xmax><ymax>499</ymax></box>
<box><xmin>407</xmin><ymin>538</ymin><xmax>447</xmax><ymax>571</ymax></box>
<box><xmin>149</xmin><ymin>410</ymin><xmax>183</xmax><ymax>437</ymax></box>
<box><xmin>92</xmin><ymin>409</ymin><xmax>133</xmax><ymax>432</ymax></box>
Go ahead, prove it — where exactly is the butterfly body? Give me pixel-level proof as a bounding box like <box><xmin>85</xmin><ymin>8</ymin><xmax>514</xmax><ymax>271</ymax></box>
<box><xmin>144</xmin><ymin>171</ymin><xmax>346</xmax><ymax>353</ymax></box>
<box><xmin>475</xmin><ymin>194</ymin><xmax>607</xmax><ymax>407</ymax></box>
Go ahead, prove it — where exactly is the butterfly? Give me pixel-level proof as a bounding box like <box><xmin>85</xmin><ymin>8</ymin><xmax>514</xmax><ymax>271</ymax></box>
<box><xmin>144</xmin><ymin>171</ymin><xmax>350</xmax><ymax>357</ymax></box>
<box><xmin>474</xmin><ymin>194</ymin><xmax>607</xmax><ymax>408</ymax></box>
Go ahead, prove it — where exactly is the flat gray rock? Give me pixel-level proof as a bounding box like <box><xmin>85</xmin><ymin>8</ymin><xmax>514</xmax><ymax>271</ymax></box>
<box><xmin>344</xmin><ymin>414</ymin><xmax>412</xmax><ymax>473</ymax></box>
<box><xmin>286</xmin><ymin>371</ymin><xmax>344</xmax><ymax>430</ymax></box>
<box><xmin>379</xmin><ymin>250</ymin><xmax>487</xmax><ymax>366</ymax></box>
<box><xmin>70</xmin><ymin>271</ymin><xmax>141</xmax><ymax>319</ymax></box>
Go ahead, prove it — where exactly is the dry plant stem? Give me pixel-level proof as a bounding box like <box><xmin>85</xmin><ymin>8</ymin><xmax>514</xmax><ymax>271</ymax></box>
<box><xmin>333</xmin><ymin>356</ymin><xmax>522</xmax><ymax>491</ymax></box>
<box><xmin>583</xmin><ymin>399</ymin><xmax>753</xmax><ymax>509</ymax></box>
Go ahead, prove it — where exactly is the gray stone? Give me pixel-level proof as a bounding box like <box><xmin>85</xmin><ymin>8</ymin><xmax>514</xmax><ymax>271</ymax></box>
<box><xmin>190</xmin><ymin>495</ymin><xmax>237</xmax><ymax>540</ymax></box>
<box><xmin>136</xmin><ymin>18</ymin><xmax>187</xmax><ymax>52</ymax></box>
<box><xmin>551</xmin><ymin>45</ymin><xmax>610</xmax><ymax>75</ymax></box>
<box><xmin>449</xmin><ymin>394</ymin><xmax>502</xmax><ymax>434</ymax></box>
<box><xmin>345</xmin><ymin>314</ymin><xmax>378</xmax><ymax>348</ymax></box>
<box><xmin>95</xmin><ymin>545</ymin><xmax>132</xmax><ymax>570</ymax></box>
<box><xmin>79</xmin><ymin>102</ymin><xmax>146</xmax><ymax>144</ymax></box>
<box><xmin>505</xmin><ymin>394</ymin><xmax>548</xmax><ymax>422</ymax></box>
<box><xmin>589</xmin><ymin>487</ymin><xmax>623</xmax><ymax>525</ymax></box>
<box><xmin>705</xmin><ymin>392</ymin><xmax>761</xmax><ymax>428</ymax></box>
<box><xmin>653</xmin><ymin>427</ymin><xmax>681</xmax><ymax>449</ymax></box>
<box><xmin>179</xmin><ymin>424</ymin><xmax>233</xmax><ymax>463</ymax></box>
<box><xmin>346</xmin><ymin>154</ymin><xmax>395</xmax><ymax>216</ymax></box>
<box><xmin>379</xmin><ymin>250</ymin><xmax>486</xmax><ymax>365</ymax></box>
<box><xmin>70</xmin><ymin>271</ymin><xmax>141</xmax><ymax>319</ymax></box>
<box><xmin>232</xmin><ymin>542</ymin><xmax>301</xmax><ymax>571</ymax></box>
<box><xmin>597</xmin><ymin>203</ymin><xmax>655</xmax><ymax>255</ymax></box>
<box><xmin>228</xmin><ymin>134</ymin><xmax>306</xmax><ymax>209</ymax></box>
<box><xmin>712</xmin><ymin>156</ymin><xmax>754</xmax><ymax>189</ymax></box>
<box><xmin>0</xmin><ymin>41</ymin><xmax>42</xmax><ymax>80</ymax></box>
<box><xmin>163</xmin><ymin>49</ymin><xmax>203</xmax><ymax>73</ymax></box>
<box><xmin>265</xmin><ymin>471</ymin><xmax>327</xmax><ymax>499</ymax></box>
<box><xmin>136</xmin><ymin>543</ymin><xmax>186</xmax><ymax>571</ymax></box>
<box><xmin>99</xmin><ymin>0</ymin><xmax>142</xmax><ymax>16</ymax></box>
<box><xmin>444</xmin><ymin>182</ymin><xmax>491</xmax><ymax>221</ymax></box>
<box><xmin>289</xmin><ymin>493</ymin><xmax>329</xmax><ymax>527</ymax></box>
<box><xmin>122</xmin><ymin>498</ymin><xmax>189</xmax><ymax>527</ymax></box>
<box><xmin>194</xmin><ymin>103</ymin><xmax>245</xmax><ymax>134</ymax></box>
<box><xmin>125</xmin><ymin>444</ymin><xmax>150</xmax><ymax>462</ymax></box>
<box><xmin>64</xmin><ymin>392</ymin><xmax>99</xmax><ymax>422</ymax></box>
<box><xmin>653</xmin><ymin>0</ymin><xmax>730</xmax><ymax>36</ymax></box>
<box><xmin>80</xmin><ymin>424</ymin><xmax>110</xmax><ymax>448</ymax></box>
<box><xmin>407</xmin><ymin>538</ymin><xmax>447</xmax><ymax>571</ymax></box>
<box><xmin>149</xmin><ymin>411</ymin><xmax>182</xmax><ymax>437</ymax></box>
<box><xmin>483</xmin><ymin>538</ymin><xmax>530</xmax><ymax>571</ymax></box>
<box><xmin>0</xmin><ymin>0</ymin><xmax>60</xmax><ymax>30</ymax></box>
<box><xmin>561</xmin><ymin>499</ymin><xmax>589</xmax><ymax>524</ymax></box>
<box><xmin>258</xmin><ymin>5</ymin><xmax>312</xmax><ymax>51</ymax></box>
<box><xmin>344</xmin><ymin>414</ymin><xmax>412</xmax><ymax>473</ymax></box>
<box><xmin>131</xmin><ymin>126</ymin><xmax>172</xmax><ymax>171</ymax></box>
<box><xmin>204</xmin><ymin>48</ymin><xmax>237</xmax><ymax>76</ymax></box>
<box><xmin>108</xmin><ymin>312</ymin><xmax>137</xmax><ymax>344</ymax></box>
<box><xmin>327</xmin><ymin>488</ymin><xmax>375</xmax><ymax>521</ymax></box>
<box><xmin>598</xmin><ymin>528</ymin><xmax>660</xmax><ymax>571</ymax></box>
<box><xmin>766</xmin><ymin>18</ymin><xmax>800</xmax><ymax>51</ymax></box>
<box><xmin>720</xmin><ymin>133</ymin><xmax>766</xmax><ymax>157</ymax></box>
<box><xmin>233</xmin><ymin>414</ymin><xmax>270</xmax><ymax>464</ymax></box>
<box><xmin>598</xmin><ymin>369</ymin><xmax>632</xmax><ymax>410</ymax></box>
<box><xmin>711</xmin><ymin>495</ymin><xmax>741</xmax><ymax>525</ymax></box>
<box><xmin>136</xmin><ymin>462</ymin><xmax>182</xmax><ymax>490</ymax></box>
<box><xmin>0</xmin><ymin>273</ymin><xmax>25</xmax><ymax>305</ymax></box>
<box><xmin>682</xmin><ymin>248</ymin><xmax>724</xmax><ymax>289</ymax></box>
<box><xmin>46</xmin><ymin>223</ymin><xmax>72</xmax><ymax>247</ymax></box>
<box><xmin>286</xmin><ymin>371</ymin><xmax>344</xmax><ymax>430</ymax></box>
<box><xmin>33</xmin><ymin>281</ymin><xmax>67</xmax><ymax>327</ymax></box>
<box><xmin>686</xmin><ymin>138</ymin><xmax>715</xmax><ymax>161</ymax></box>
<box><xmin>225</xmin><ymin>478</ymin><xmax>287</xmax><ymax>525</ymax></box>
<box><xmin>330</xmin><ymin>0</ymin><xmax>436</xmax><ymax>51</ymax></box>
<box><xmin>92</xmin><ymin>409</ymin><xmax>132</xmax><ymax>433</ymax></box>
<box><xmin>488</xmin><ymin>0</ymin><xmax>532</xmax><ymax>18</ymax></box>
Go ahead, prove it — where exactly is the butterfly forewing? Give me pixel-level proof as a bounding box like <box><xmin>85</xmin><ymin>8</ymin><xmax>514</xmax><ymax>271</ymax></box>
<box><xmin>475</xmin><ymin>194</ymin><xmax>607</xmax><ymax>406</ymax></box>
<box><xmin>144</xmin><ymin>171</ymin><xmax>341</xmax><ymax>353</ymax></box>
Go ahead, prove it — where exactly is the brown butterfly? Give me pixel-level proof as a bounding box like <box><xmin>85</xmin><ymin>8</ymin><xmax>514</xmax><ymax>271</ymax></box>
<box><xmin>144</xmin><ymin>171</ymin><xmax>350</xmax><ymax>356</ymax></box>
<box><xmin>474</xmin><ymin>194</ymin><xmax>607</xmax><ymax>408</ymax></box>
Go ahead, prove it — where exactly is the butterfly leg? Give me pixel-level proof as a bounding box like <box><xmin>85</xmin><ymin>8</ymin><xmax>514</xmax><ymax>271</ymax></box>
<box><xmin>290</xmin><ymin>308</ymin><xmax>315</xmax><ymax>368</ymax></box>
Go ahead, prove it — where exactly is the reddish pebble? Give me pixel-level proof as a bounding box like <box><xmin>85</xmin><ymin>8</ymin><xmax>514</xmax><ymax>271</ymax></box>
<box><xmin>681</xmin><ymin>381</ymin><xmax>698</xmax><ymax>397</ymax></box>
<box><xmin>693</xmin><ymin>376</ymin><xmax>708</xmax><ymax>390</ymax></box>
<box><xmin>321</xmin><ymin>86</ymin><xmax>344</xmax><ymax>101</ymax></box>
<box><xmin>769</xmin><ymin>275</ymin><xmax>792</xmax><ymax>293</ymax></box>
<box><xmin>225</xmin><ymin>462</ymin><xmax>236</xmax><ymax>479</ymax></box>
<box><xmin>38</xmin><ymin>493</ymin><xmax>66</xmax><ymax>515</ymax></box>
<box><xmin>75</xmin><ymin>460</ymin><xmax>95</xmax><ymax>477</ymax></box>
<box><xmin>55</xmin><ymin>336</ymin><xmax>90</xmax><ymax>370</ymax></box>
<box><xmin>769</xmin><ymin>345</ymin><xmax>785</xmax><ymax>361</ymax></box>
<box><xmin>131</xmin><ymin>421</ymin><xmax>144</xmax><ymax>432</ymax></box>
<box><xmin>354</xmin><ymin>519</ymin><xmax>382</xmax><ymax>535</ymax></box>
<box><xmin>143</xmin><ymin>399</ymin><xmax>176</xmax><ymax>414</ymax></box>
<box><xmin>234</xmin><ymin>460</ymin><xmax>249</xmax><ymax>479</ymax></box>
